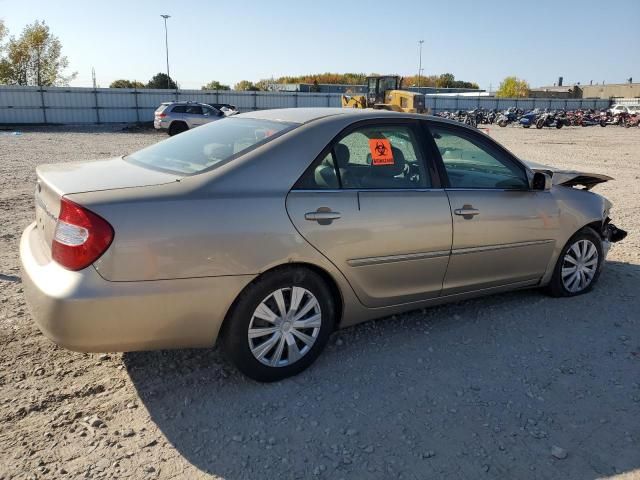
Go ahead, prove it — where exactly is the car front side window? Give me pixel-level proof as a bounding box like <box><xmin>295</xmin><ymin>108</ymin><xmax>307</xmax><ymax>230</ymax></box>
<box><xmin>430</xmin><ymin>127</ymin><xmax>528</xmax><ymax>190</ymax></box>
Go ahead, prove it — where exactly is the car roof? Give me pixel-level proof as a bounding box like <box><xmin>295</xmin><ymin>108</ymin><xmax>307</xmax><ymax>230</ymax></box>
<box><xmin>236</xmin><ymin>107</ymin><xmax>429</xmax><ymax>124</ymax></box>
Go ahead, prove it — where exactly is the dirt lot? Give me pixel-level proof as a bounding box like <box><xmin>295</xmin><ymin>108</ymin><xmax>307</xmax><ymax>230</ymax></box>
<box><xmin>1</xmin><ymin>124</ymin><xmax>639</xmax><ymax>480</ymax></box>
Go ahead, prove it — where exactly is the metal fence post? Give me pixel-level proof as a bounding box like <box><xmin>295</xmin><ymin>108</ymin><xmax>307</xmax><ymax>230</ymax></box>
<box><xmin>39</xmin><ymin>88</ymin><xmax>48</xmax><ymax>124</ymax></box>
<box><xmin>215</xmin><ymin>89</ymin><xmax>219</xmax><ymax>104</ymax></box>
<box><xmin>433</xmin><ymin>96</ymin><xmax>437</xmax><ymax>114</ymax></box>
<box><xmin>93</xmin><ymin>88</ymin><xmax>101</xmax><ymax>124</ymax></box>
<box><xmin>253</xmin><ymin>91</ymin><xmax>258</xmax><ymax>110</ymax></box>
<box><xmin>294</xmin><ymin>92</ymin><xmax>298</xmax><ymax>108</ymax></box>
<box><xmin>133</xmin><ymin>87</ymin><xmax>140</xmax><ymax>124</ymax></box>
<box><xmin>327</xmin><ymin>94</ymin><xmax>331</xmax><ymax>107</ymax></box>
<box><xmin>455</xmin><ymin>96</ymin><xmax>459</xmax><ymax>110</ymax></box>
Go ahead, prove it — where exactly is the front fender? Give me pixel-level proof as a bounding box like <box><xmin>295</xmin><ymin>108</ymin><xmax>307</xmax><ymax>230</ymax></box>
<box><xmin>540</xmin><ymin>186</ymin><xmax>610</xmax><ymax>285</ymax></box>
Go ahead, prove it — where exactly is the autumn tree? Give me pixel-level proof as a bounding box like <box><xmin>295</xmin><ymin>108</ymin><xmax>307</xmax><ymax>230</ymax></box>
<box><xmin>147</xmin><ymin>72</ymin><xmax>177</xmax><ymax>89</ymax></box>
<box><xmin>0</xmin><ymin>20</ymin><xmax>76</xmax><ymax>86</ymax></box>
<box><xmin>496</xmin><ymin>76</ymin><xmax>530</xmax><ymax>98</ymax></box>
<box><xmin>201</xmin><ymin>80</ymin><xmax>230</xmax><ymax>90</ymax></box>
<box><xmin>110</xmin><ymin>79</ymin><xmax>145</xmax><ymax>88</ymax></box>
<box><xmin>233</xmin><ymin>80</ymin><xmax>258</xmax><ymax>91</ymax></box>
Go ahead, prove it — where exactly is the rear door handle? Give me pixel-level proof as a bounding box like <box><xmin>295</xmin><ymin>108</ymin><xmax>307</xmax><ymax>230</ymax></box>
<box><xmin>454</xmin><ymin>205</ymin><xmax>480</xmax><ymax>219</ymax></box>
<box><xmin>305</xmin><ymin>209</ymin><xmax>341</xmax><ymax>225</ymax></box>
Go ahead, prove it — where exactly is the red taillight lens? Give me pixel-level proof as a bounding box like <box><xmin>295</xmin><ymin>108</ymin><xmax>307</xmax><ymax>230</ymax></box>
<box><xmin>156</xmin><ymin>113</ymin><xmax>166</xmax><ymax>118</ymax></box>
<box><xmin>52</xmin><ymin>198</ymin><xmax>114</xmax><ymax>271</ymax></box>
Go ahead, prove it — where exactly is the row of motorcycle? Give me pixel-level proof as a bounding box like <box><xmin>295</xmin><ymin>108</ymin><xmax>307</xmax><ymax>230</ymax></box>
<box><xmin>435</xmin><ymin>108</ymin><xmax>640</xmax><ymax>129</ymax></box>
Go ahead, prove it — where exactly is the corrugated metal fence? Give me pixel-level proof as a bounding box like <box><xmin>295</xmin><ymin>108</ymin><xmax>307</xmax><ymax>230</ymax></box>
<box><xmin>0</xmin><ymin>85</ymin><xmax>612</xmax><ymax>124</ymax></box>
<box><xmin>426</xmin><ymin>96</ymin><xmax>611</xmax><ymax>113</ymax></box>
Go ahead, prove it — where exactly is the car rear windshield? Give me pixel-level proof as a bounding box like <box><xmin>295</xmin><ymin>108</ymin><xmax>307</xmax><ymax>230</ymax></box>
<box><xmin>126</xmin><ymin>117</ymin><xmax>297</xmax><ymax>175</ymax></box>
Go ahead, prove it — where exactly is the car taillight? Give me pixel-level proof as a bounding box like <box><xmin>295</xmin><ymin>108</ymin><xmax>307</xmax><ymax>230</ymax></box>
<box><xmin>52</xmin><ymin>198</ymin><xmax>114</xmax><ymax>271</ymax></box>
<box><xmin>156</xmin><ymin>113</ymin><xmax>166</xmax><ymax>118</ymax></box>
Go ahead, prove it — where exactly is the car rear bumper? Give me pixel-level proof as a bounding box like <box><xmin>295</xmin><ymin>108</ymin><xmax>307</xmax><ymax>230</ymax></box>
<box><xmin>20</xmin><ymin>222</ymin><xmax>253</xmax><ymax>352</ymax></box>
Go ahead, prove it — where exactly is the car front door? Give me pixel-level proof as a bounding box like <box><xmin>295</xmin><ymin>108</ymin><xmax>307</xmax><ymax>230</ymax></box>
<box><xmin>286</xmin><ymin>120</ymin><xmax>452</xmax><ymax>308</ymax></box>
<box><xmin>427</xmin><ymin>122</ymin><xmax>560</xmax><ymax>295</ymax></box>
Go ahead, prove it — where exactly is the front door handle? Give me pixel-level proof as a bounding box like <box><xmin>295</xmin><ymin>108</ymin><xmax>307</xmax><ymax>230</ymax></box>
<box><xmin>305</xmin><ymin>208</ymin><xmax>341</xmax><ymax>225</ymax></box>
<box><xmin>454</xmin><ymin>205</ymin><xmax>480</xmax><ymax>219</ymax></box>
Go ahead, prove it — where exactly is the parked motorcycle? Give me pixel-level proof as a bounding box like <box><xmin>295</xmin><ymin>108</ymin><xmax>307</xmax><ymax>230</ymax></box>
<box><xmin>536</xmin><ymin>111</ymin><xmax>565</xmax><ymax>129</ymax></box>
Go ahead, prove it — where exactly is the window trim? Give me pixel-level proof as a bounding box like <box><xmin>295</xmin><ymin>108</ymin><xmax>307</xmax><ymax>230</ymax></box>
<box><xmin>292</xmin><ymin>118</ymin><xmax>443</xmax><ymax>191</ymax></box>
<box><xmin>424</xmin><ymin>121</ymin><xmax>532</xmax><ymax>191</ymax></box>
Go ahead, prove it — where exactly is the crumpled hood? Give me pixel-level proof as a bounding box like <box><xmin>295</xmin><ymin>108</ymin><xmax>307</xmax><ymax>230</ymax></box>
<box><xmin>523</xmin><ymin>160</ymin><xmax>613</xmax><ymax>190</ymax></box>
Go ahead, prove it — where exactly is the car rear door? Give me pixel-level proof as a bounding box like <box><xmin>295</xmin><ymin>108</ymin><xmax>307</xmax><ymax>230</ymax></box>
<box><xmin>183</xmin><ymin>105</ymin><xmax>206</xmax><ymax>127</ymax></box>
<box><xmin>426</xmin><ymin>121</ymin><xmax>560</xmax><ymax>295</ymax></box>
<box><xmin>286</xmin><ymin>119</ymin><xmax>452</xmax><ymax>308</ymax></box>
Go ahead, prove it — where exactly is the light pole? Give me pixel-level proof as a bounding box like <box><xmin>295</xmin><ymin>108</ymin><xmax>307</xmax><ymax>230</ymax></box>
<box><xmin>417</xmin><ymin>40</ymin><xmax>424</xmax><ymax>89</ymax></box>
<box><xmin>160</xmin><ymin>15</ymin><xmax>171</xmax><ymax>89</ymax></box>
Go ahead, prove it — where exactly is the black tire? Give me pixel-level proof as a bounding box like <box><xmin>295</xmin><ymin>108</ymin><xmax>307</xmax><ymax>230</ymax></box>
<box><xmin>497</xmin><ymin>119</ymin><xmax>507</xmax><ymax>127</ymax></box>
<box><xmin>168</xmin><ymin>121</ymin><xmax>188</xmax><ymax>136</ymax></box>
<box><xmin>220</xmin><ymin>267</ymin><xmax>336</xmax><ymax>382</ymax></box>
<box><xmin>545</xmin><ymin>227</ymin><xmax>603</xmax><ymax>297</ymax></box>
<box><xmin>556</xmin><ymin>122</ymin><xmax>563</xmax><ymax>129</ymax></box>
<box><xmin>536</xmin><ymin>119</ymin><xmax>544</xmax><ymax>129</ymax></box>
<box><xmin>600</xmin><ymin>120</ymin><xmax>607</xmax><ymax>127</ymax></box>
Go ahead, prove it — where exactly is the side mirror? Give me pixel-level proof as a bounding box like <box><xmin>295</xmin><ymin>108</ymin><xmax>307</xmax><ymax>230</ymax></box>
<box><xmin>532</xmin><ymin>171</ymin><xmax>552</xmax><ymax>191</ymax></box>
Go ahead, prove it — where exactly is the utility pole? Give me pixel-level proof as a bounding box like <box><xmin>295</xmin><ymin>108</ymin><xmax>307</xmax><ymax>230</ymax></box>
<box><xmin>161</xmin><ymin>15</ymin><xmax>171</xmax><ymax>89</ymax></box>
<box><xmin>417</xmin><ymin>40</ymin><xmax>424</xmax><ymax>88</ymax></box>
<box><xmin>91</xmin><ymin>67</ymin><xmax>97</xmax><ymax>89</ymax></box>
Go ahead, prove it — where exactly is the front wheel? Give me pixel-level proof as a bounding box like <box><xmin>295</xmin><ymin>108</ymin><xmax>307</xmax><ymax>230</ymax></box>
<box><xmin>536</xmin><ymin>119</ymin><xmax>544</xmax><ymax>129</ymax></box>
<box><xmin>221</xmin><ymin>267</ymin><xmax>336</xmax><ymax>382</ymax></box>
<box><xmin>545</xmin><ymin>228</ymin><xmax>603</xmax><ymax>297</ymax></box>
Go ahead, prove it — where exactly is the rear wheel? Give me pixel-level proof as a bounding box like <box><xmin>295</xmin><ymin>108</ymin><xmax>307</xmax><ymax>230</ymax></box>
<box><xmin>168</xmin><ymin>121</ymin><xmax>188</xmax><ymax>136</ymax></box>
<box><xmin>221</xmin><ymin>267</ymin><xmax>336</xmax><ymax>382</ymax></box>
<box><xmin>546</xmin><ymin>228</ymin><xmax>603</xmax><ymax>297</ymax></box>
<box><xmin>536</xmin><ymin>119</ymin><xmax>544</xmax><ymax>129</ymax></box>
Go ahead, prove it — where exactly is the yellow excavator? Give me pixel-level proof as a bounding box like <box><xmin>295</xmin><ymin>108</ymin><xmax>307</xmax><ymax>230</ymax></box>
<box><xmin>341</xmin><ymin>75</ymin><xmax>426</xmax><ymax>113</ymax></box>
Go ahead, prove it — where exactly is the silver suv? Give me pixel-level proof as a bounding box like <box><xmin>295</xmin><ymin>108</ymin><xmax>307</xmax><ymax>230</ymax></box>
<box><xmin>154</xmin><ymin>102</ymin><xmax>225</xmax><ymax>136</ymax></box>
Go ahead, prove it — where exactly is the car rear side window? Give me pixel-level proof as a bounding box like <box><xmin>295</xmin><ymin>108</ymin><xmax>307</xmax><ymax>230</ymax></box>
<box><xmin>171</xmin><ymin>105</ymin><xmax>187</xmax><ymax>113</ymax></box>
<box><xmin>126</xmin><ymin>118</ymin><xmax>297</xmax><ymax>175</ymax></box>
<box><xmin>334</xmin><ymin>125</ymin><xmax>430</xmax><ymax>189</ymax></box>
<box><xmin>294</xmin><ymin>124</ymin><xmax>430</xmax><ymax>190</ymax></box>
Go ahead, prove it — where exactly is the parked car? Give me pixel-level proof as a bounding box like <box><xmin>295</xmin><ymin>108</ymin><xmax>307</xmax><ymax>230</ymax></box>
<box><xmin>206</xmin><ymin>103</ymin><xmax>239</xmax><ymax>116</ymax></box>
<box><xmin>20</xmin><ymin>108</ymin><xmax>626</xmax><ymax>382</ymax></box>
<box><xmin>154</xmin><ymin>101</ymin><xmax>225</xmax><ymax>135</ymax></box>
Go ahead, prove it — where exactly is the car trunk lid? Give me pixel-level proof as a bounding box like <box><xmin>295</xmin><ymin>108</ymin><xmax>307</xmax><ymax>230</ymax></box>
<box><xmin>34</xmin><ymin>157</ymin><xmax>179</xmax><ymax>257</ymax></box>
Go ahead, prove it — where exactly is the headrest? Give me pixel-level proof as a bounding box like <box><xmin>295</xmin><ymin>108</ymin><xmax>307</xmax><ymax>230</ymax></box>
<box><xmin>366</xmin><ymin>146</ymin><xmax>406</xmax><ymax>177</ymax></box>
<box><xmin>334</xmin><ymin>143</ymin><xmax>350</xmax><ymax>166</ymax></box>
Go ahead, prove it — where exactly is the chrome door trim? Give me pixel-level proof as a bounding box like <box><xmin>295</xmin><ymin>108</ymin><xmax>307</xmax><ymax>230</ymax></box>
<box><xmin>451</xmin><ymin>239</ymin><xmax>555</xmax><ymax>256</ymax></box>
<box><xmin>291</xmin><ymin>188</ymin><xmax>446</xmax><ymax>193</ymax></box>
<box><xmin>347</xmin><ymin>249</ymin><xmax>451</xmax><ymax>267</ymax></box>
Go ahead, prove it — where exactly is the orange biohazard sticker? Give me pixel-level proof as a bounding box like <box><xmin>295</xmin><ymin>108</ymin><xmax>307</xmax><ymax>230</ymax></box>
<box><xmin>368</xmin><ymin>139</ymin><xmax>394</xmax><ymax>165</ymax></box>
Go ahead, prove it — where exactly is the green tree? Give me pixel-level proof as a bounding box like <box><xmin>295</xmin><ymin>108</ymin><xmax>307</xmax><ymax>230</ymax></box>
<box><xmin>147</xmin><ymin>72</ymin><xmax>177</xmax><ymax>89</ymax></box>
<box><xmin>110</xmin><ymin>79</ymin><xmax>145</xmax><ymax>89</ymax></box>
<box><xmin>496</xmin><ymin>76</ymin><xmax>530</xmax><ymax>98</ymax></box>
<box><xmin>201</xmin><ymin>80</ymin><xmax>230</xmax><ymax>90</ymax></box>
<box><xmin>233</xmin><ymin>80</ymin><xmax>258</xmax><ymax>91</ymax></box>
<box><xmin>0</xmin><ymin>20</ymin><xmax>76</xmax><ymax>86</ymax></box>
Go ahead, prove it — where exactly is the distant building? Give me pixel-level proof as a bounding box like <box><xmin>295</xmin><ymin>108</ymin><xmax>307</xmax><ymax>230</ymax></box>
<box><xmin>581</xmin><ymin>82</ymin><xmax>640</xmax><ymax>99</ymax></box>
<box><xmin>269</xmin><ymin>83</ymin><xmax>484</xmax><ymax>95</ymax></box>
<box><xmin>271</xmin><ymin>83</ymin><xmax>366</xmax><ymax>94</ymax></box>
<box><xmin>529</xmin><ymin>85</ymin><xmax>582</xmax><ymax>99</ymax></box>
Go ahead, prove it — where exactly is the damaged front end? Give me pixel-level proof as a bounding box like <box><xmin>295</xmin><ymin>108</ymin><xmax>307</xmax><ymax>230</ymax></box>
<box><xmin>522</xmin><ymin>160</ymin><xmax>627</xmax><ymax>255</ymax></box>
<box><xmin>601</xmin><ymin>219</ymin><xmax>628</xmax><ymax>257</ymax></box>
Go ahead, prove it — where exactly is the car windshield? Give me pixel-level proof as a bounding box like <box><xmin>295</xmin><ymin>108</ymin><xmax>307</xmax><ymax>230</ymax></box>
<box><xmin>126</xmin><ymin>117</ymin><xmax>297</xmax><ymax>175</ymax></box>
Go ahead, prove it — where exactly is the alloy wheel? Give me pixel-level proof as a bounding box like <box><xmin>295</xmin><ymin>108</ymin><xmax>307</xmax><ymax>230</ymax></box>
<box><xmin>248</xmin><ymin>287</ymin><xmax>322</xmax><ymax>367</ymax></box>
<box><xmin>561</xmin><ymin>239</ymin><xmax>599</xmax><ymax>293</ymax></box>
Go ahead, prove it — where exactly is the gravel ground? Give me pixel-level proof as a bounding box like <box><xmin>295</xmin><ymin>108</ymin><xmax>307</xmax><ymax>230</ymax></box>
<box><xmin>0</xmin><ymin>124</ymin><xmax>639</xmax><ymax>480</ymax></box>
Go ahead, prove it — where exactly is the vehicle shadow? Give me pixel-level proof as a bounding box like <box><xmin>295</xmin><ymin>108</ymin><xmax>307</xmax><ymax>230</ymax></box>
<box><xmin>124</xmin><ymin>260</ymin><xmax>640</xmax><ymax>479</ymax></box>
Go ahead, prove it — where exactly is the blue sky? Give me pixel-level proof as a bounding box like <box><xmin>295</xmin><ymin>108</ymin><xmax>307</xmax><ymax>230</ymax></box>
<box><xmin>1</xmin><ymin>0</ymin><xmax>638</xmax><ymax>90</ymax></box>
